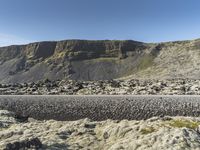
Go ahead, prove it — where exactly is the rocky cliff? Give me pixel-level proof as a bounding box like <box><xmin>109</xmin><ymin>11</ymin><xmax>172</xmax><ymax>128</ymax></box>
<box><xmin>0</xmin><ymin>39</ymin><xmax>200</xmax><ymax>83</ymax></box>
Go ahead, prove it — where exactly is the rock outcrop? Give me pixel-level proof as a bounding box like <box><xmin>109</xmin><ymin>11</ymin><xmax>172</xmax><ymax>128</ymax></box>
<box><xmin>1</xmin><ymin>78</ymin><xmax>200</xmax><ymax>95</ymax></box>
<box><xmin>1</xmin><ymin>110</ymin><xmax>200</xmax><ymax>150</ymax></box>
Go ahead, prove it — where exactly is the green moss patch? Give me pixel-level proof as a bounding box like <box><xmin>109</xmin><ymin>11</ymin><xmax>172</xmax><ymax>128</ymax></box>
<box><xmin>140</xmin><ymin>127</ymin><xmax>156</xmax><ymax>134</ymax></box>
<box><xmin>168</xmin><ymin>119</ymin><xmax>200</xmax><ymax>129</ymax></box>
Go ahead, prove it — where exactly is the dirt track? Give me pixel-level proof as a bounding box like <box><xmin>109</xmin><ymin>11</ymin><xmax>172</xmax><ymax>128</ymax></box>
<box><xmin>0</xmin><ymin>95</ymin><xmax>200</xmax><ymax>121</ymax></box>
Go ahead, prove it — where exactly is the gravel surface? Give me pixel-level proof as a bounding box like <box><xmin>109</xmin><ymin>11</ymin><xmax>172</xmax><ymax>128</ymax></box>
<box><xmin>0</xmin><ymin>95</ymin><xmax>200</xmax><ymax>121</ymax></box>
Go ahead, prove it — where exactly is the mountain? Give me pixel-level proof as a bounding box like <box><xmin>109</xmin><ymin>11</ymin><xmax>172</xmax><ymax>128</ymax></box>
<box><xmin>0</xmin><ymin>39</ymin><xmax>200</xmax><ymax>83</ymax></box>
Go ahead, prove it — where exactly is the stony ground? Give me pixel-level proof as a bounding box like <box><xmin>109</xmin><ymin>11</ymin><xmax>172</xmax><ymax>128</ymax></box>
<box><xmin>1</xmin><ymin>110</ymin><xmax>200</xmax><ymax>150</ymax></box>
<box><xmin>1</xmin><ymin>78</ymin><xmax>200</xmax><ymax>95</ymax></box>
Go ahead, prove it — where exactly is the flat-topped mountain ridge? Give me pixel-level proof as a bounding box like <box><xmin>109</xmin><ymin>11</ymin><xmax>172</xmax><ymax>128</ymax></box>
<box><xmin>0</xmin><ymin>39</ymin><xmax>200</xmax><ymax>83</ymax></box>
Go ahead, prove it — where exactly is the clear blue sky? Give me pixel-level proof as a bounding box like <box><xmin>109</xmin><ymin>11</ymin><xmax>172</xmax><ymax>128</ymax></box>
<box><xmin>0</xmin><ymin>0</ymin><xmax>200</xmax><ymax>46</ymax></box>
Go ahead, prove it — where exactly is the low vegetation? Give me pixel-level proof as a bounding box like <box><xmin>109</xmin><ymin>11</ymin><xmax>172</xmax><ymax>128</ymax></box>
<box><xmin>168</xmin><ymin>119</ymin><xmax>200</xmax><ymax>129</ymax></box>
<box><xmin>138</xmin><ymin>54</ymin><xmax>155</xmax><ymax>70</ymax></box>
<box><xmin>140</xmin><ymin>126</ymin><xmax>156</xmax><ymax>134</ymax></box>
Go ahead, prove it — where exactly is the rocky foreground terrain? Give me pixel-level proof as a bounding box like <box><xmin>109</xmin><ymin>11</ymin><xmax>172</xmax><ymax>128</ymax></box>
<box><xmin>0</xmin><ymin>110</ymin><xmax>200</xmax><ymax>150</ymax></box>
<box><xmin>1</xmin><ymin>78</ymin><xmax>200</xmax><ymax>95</ymax></box>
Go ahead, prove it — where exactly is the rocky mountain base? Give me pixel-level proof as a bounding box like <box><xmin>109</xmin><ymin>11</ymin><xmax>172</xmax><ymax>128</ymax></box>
<box><xmin>1</xmin><ymin>78</ymin><xmax>200</xmax><ymax>95</ymax></box>
<box><xmin>1</xmin><ymin>110</ymin><xmax>200</xmax><ymax>150</ymax></box>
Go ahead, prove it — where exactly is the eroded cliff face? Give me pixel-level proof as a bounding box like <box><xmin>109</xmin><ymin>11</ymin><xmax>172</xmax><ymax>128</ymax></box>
<box><xmin>0</xmin><ymin>40</ymin><xmax>153</xmax><ymax>83</ymax></box>
<box><xmin>0</xmin><ymin>39</ymin><xmax>200</xmax><ymax>83</ymax></box>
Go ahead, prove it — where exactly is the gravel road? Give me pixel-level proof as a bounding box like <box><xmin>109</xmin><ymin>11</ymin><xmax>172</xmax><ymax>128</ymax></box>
<box><xmin>0</xmin><ymin>95</ymin><xmax>200</xmax><ymax>121</ymax></box>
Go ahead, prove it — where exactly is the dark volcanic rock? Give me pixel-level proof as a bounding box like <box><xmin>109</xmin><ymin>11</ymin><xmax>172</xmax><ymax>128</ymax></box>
<box><xmin>4</xmin><ymin>138</ymin><xmax>42</xmax><ymax>150</ymax></box>
<box><xmin>1</xmin><ymin>78</ymin><xmax>200</xmax><ymax>95</ymax></box>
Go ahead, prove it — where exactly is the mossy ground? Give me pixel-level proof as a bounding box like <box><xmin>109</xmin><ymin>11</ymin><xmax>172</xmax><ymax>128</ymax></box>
<box><xmin>168</xmin><ymin>119</ymin><xmax>200</xmax><ymax>129</ymax></box>
<box><xmin>140</xmin><ymin>126</ymin><xmax>156</xmax><ymax>134</ymax></box>
<box><xmin>140</xmin><ymin>119</ymin><xmax>200</xmax><ymax>135</ymax></box>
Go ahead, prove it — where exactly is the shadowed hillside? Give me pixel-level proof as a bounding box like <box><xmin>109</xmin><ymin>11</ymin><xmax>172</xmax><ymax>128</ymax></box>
<box><xmin>0</xmin><ymin>39</ymin><xmax>200</xmax><ymax>83</ymax></box>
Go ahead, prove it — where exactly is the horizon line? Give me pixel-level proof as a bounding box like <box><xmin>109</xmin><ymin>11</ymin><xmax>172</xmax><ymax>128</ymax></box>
<box><xmin>0</xmin><ymin>37</ymin><xmax>200</xmax><ymax>48</ymax></box>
